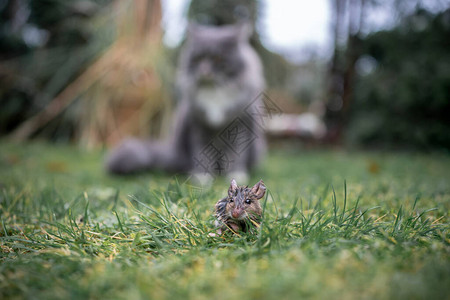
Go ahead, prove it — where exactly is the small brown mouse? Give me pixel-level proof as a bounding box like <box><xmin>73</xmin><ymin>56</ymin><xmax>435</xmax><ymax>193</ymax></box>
<box><xmin>214</xmin><ymin>179</ymin><xmax>266</xmax><ymax>234</ymax></box>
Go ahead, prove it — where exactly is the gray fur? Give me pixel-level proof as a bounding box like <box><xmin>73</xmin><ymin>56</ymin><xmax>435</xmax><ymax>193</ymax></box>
<box><xmin>214</xmin><ymin>179</ymin><xmax>266</xmax><ymax>233</ymax></box>
<box><xmin>106</xmin><ymin>23</ymin><xmax>266</xmax><ymax>179</ymax></box>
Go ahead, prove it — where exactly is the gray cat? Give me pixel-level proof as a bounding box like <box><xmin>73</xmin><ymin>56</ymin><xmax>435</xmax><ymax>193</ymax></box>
<box><xmin>106</xmin><ymin>23</ymin><xmax>266</xmax><ymax>184</ymax></box>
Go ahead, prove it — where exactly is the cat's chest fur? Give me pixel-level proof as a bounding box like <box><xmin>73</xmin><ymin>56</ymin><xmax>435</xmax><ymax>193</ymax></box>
<box><xmin>194</xmin><ymin>86</ymin><xmax>243</xmax><ymax>128</ymax></box>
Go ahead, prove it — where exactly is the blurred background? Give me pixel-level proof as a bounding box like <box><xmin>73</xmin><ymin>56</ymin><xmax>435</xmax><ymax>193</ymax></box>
<box><xmin>0</xmin><ymin>0</ymin><xmax>449</xmax><ymax>151</ymax></box>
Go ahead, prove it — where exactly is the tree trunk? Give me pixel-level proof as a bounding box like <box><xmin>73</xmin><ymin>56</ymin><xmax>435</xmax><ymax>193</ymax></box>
<box><xmin>325</xmin><ymin>0</ymin><xmax>365</xmax><ymax>144</ymax></box>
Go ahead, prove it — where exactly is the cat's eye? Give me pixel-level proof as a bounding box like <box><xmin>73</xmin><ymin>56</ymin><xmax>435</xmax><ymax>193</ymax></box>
<box><xmin>245</xmin><ymin>199</ymin><xmax>251</xmax><ymax>204</ymax></box>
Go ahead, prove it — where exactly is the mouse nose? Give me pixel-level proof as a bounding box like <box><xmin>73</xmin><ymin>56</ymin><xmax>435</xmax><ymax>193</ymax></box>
<box><xmin>232</xmin><ymin>209</ymin><xmax>241</xmax><ymax>219</ymax></box>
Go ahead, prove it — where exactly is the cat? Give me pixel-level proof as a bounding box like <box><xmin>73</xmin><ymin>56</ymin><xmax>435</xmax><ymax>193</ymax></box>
<box><xmin>105</xmin><ymin>23</ymin><xmax>266</xmax><ymax>184</ymax></box>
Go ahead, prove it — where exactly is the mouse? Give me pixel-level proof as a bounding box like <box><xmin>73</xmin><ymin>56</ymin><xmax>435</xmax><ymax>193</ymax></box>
<box><xmin>214</xmin><ymin>178</ymin><xmax>266</xmax><ymax>234</ymax></box>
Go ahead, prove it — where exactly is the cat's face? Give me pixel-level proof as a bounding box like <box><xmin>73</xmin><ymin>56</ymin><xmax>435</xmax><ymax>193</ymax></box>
<box><xmin>179</xmin><ymin>23</ymin><xmax>256</xmax><ymax>128</ymax></box>
<box><xmin>185</xmin><ymin>24</ymin><xmax>250</xmax><ymax>86</ymax></box>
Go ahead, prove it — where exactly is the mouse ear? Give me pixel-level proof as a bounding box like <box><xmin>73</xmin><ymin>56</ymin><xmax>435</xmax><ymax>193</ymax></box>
<box><xmin>228</xmin><ymin>179</ymin><xmax>238</xmax><ymax>196</ymax></box>
<box><xmin>251</xmin><ymin>180</ymin><xmax>266</xmax><ymax>200</ymax></box>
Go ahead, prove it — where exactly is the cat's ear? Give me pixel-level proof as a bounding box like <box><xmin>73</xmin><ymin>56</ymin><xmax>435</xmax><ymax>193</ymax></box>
<box><xmin>251</xmin><ymin>180</ymin><xmax>266</xmax><ymax>200</ymax></box>
<box><xmin>228</xmin><ymin>179</ymin><xmax>238</xmax><ymax>197</ymax></box>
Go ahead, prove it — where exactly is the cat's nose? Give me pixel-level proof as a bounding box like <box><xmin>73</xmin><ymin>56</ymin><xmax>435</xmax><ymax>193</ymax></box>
<box><xmin>198</xmin><ymin>62</ymin><xmax>213</xmax><ymax>77</ymax></box>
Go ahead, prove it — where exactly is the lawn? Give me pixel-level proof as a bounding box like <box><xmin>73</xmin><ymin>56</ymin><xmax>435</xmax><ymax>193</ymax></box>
<box><xmin>0</xmin><ymin>141</ymin><xmax>449</xmax><ymax>299</ymax></box>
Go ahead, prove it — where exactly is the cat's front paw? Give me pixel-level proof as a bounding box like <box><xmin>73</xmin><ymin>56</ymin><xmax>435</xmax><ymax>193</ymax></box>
<box><xmin>227</xmin><ymin>170</ymin><xmax>249</xmax><ymax>185</ymax></box>
<box><xmin>190</xmin><ymin>172</ymin><xmax>214</xmax><ymax>187</ymax></box>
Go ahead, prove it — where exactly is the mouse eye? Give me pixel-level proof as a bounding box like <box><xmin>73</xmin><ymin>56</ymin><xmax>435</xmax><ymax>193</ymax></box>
<box><xmin>245</xmin><ymin>199</ymin><xmax>251</xmax><ymax>204</ymax></box>
<box><xmin>229</xmin><ymin>198</ymin><xmax>234</xmax><ymax>203</ymax></box>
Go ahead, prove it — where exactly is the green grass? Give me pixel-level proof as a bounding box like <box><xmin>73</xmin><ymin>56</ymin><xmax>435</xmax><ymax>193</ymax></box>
<box><xmin>0</xmin><ymin>141</ymin><xmax>449</xmax><ymax>299</ymax></box>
